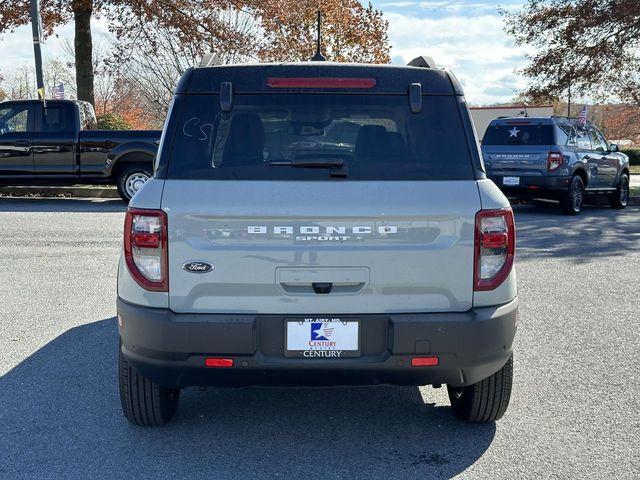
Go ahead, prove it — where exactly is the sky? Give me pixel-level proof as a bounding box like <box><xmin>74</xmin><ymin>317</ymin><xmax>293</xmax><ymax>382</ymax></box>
<box><xmin>0</xmin><ymin>0</ymin><xmax>529</xmax><ymax>105</ymax></box>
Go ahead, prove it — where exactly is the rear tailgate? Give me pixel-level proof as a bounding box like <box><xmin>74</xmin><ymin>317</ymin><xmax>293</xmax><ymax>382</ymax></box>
<box><xmin>482</xmin><ymin>121</ymin><xmax>555</xmax><ymax>177</ymax></box>
<box><xmin>482</xmin><ymin>145</ymin><xmax>551</xmax><ymax>177</ymax></box>
<box><xmin>163</xmin><ymin>180</ymin><xmax>479</xmax><ymax>314</ymax></box>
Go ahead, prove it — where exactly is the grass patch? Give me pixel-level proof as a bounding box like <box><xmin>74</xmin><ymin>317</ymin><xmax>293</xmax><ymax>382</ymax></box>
<box><xmin>631</xmin><ymin>186</ymin><xmax>640</xmax><ymax>198</ymax></box>
<box><xmin>630</xmin><ymin>165</ymin><xmax>640</xmax><ymax>174</ymax></box>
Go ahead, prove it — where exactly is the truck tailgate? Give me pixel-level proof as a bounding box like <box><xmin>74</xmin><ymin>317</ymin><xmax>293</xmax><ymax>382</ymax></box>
<box><xmin>162</xmin><ymin>180</ymin><xmax>480</xmax><ymax>314</ymax></box>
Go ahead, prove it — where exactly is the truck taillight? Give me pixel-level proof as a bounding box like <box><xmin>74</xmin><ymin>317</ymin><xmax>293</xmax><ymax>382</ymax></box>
<box><xmin>124</xmin><ymin>208</ymin><xmax>168</xmax><ymax>292</ymax></box>
<box><xmin>474</xmin><ymin>208</ymin><xmax>515</xmax><ymax>291</ymax></box>
<box><xmin>547</xmin><ymin>151</ymin><xmax>564</xmax><ymax>171</ymax></box>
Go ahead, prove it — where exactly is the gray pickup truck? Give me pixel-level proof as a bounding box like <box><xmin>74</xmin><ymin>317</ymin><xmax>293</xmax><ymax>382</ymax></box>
<box><xmin>0</xmin><ymin>99</ymin><xmax>160</xmax><ymax>201</ymax></box>
<box><xmin>117</xmin><ymin>59</ymin><xmax>518</xmax><ymax>426</ymax></box>
<box><xmin>481</xmin><ymin>116</ymin><xmax>630</xmax><ymax>215</ymax></box>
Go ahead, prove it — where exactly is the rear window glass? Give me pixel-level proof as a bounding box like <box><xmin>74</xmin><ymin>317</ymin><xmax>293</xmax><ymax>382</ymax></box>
<box><xmin>482</xmin><ymin>123</ymin><xmax>554</xmax><ymax>146</ymax></box>
<box><xmin>166</xmin><ymin>94</ymin><xmax>473</xmax><ymax>180</ymax></box>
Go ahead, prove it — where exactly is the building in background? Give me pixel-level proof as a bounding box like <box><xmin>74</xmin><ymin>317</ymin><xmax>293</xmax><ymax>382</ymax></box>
<box><xmin>470</xmin><ymin>105</ymin><xmax>555</xmax><ymax>142</ymax></box>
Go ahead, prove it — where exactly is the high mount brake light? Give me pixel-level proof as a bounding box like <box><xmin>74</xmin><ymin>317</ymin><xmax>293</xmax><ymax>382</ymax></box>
<box><xmin>266</xmin><ymin>77</ymin><xmax>377</xmax><ymax>89</ymax></box>
<box><xmin>124</xmin><ymin>208</ymin><xmax>168</xmax><ymax>292</ymax></box>
<box><xmin>547</xmin><ymin>152</ymin><xmax>564</xmax><ymax>171</ymax></box>
<box><xmin>474</xmin><ymin>208</ymin><xmax>515</xmax><ymax>291</ymax></box>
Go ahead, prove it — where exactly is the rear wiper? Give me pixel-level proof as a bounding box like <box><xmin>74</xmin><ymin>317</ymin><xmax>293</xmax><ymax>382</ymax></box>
<box><xmin>269</xmin><ymin>157</ymin><xmax>347</xmax><ymax>177</ymax></box>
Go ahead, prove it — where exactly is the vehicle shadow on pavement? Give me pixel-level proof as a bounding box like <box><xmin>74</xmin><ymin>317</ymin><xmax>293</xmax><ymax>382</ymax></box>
<box><xmin>514</xmin><ymin>204</ymin><xmax>640</xmax><ymax>262</ymax></box>
<box><xmin>0</xmin><ymin>197</ymin><xmax>126</xmax><ymax>213</ymax></box>
<box><xmin>0</xmin><ymin>318</ymin><xmax>495</xmax><ymax>480</ymax></box>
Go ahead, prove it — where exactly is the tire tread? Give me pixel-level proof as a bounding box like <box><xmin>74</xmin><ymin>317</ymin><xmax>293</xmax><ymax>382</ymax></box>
<box><xmin>118</xmin><ymin>341</ymin><xmax>179</xmax><ymax>426</ymax></box>
<box><xmin>447</xmin><ymin>355</ymin><xmax>513</xmax><ymax>423</ymax></box>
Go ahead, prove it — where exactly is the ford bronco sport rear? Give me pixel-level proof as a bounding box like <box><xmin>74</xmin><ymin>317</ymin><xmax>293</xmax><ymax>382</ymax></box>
<box><xmin>117</xmin><ymin>60</ymin><xmax>518</xmax><ymax>426</ymax></box>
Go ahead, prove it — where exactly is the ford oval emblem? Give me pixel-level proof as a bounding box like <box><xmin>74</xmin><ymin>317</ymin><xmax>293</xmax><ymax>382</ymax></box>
<box><xmin>182</xmin><ymin>261</ymin><xmax>214</xmax><ymax>273</ymax></box>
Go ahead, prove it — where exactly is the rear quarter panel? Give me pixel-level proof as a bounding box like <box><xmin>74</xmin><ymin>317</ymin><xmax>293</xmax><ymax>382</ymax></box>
<box><xmin>474</xmin><ymin>179</ymin><xmax>517</xmax><ymax>307</ymax></box>
<box><xmin>117</xmin><ymin>179</ymin><xmax>168</xmax><ymax>307</ymax></box>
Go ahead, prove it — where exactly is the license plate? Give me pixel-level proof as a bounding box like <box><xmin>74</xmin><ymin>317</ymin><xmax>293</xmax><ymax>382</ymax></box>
<box><xmin>285</xmin><ymin>318</ymin><xmax>360</xmax><ymax>358</ymax></box>
<box><xmin>503</xmin><ymin>176</ymin><xmax>520</xmax><ymax>186</ymax></box>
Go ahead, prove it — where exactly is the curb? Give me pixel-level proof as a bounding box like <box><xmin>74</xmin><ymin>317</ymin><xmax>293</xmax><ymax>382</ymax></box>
<box><xmin>0</xmin><ymin>185</ymin><xmax>120</xmax><ymax>199</ymax></box>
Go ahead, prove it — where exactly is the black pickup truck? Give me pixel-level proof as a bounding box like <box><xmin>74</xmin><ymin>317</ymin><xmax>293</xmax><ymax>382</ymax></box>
<box><xmin>0</xmin><ymin>99</ymin><xmax>161</xmax><ymax>201</ymax></box>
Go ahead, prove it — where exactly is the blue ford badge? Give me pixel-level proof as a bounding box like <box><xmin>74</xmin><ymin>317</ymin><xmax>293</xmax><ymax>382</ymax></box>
<box><xmin>182</xmin><ymin>261</ymin><xmax>214</xmax><ymax>273</ymax></box>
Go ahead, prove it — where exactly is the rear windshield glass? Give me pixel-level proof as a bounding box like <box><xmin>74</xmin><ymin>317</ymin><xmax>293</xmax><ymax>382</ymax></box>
<box><xmin>166</xmin><ymin>94</ymin><xmax>473</xmax><ymax>180</ymax></box>
<box><xmin>482</xmin><ymin>123</ymin><xmax>554</xmax><ymax>146</ymax></box>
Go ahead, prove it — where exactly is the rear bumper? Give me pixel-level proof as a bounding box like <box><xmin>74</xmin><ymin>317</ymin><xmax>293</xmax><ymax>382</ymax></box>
<box><xmin>117</xmin><ymin>297</ymin><xmax>518</xmax><ymax>389</ymax></box>
<box><xmin>488</xmin><ymin>174</ymin><xmax>571</xmax><ymax>198</ymax></box>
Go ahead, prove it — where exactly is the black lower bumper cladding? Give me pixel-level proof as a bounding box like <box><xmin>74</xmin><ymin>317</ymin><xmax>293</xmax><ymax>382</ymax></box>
<box><xmin>489</xmin><ymin>175</ymin><xmax>571</xmax><ymax>198</ymax></box>
<box><xmin>117</xmin><ymin>297</ymin><xmax>518</xmax><ymax>389</ymax></box>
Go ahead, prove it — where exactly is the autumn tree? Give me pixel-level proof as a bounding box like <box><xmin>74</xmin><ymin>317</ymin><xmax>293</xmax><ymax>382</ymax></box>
<box><xmin>109</xmin><ymin>1</ymin><xmax>389</xmax><ymax>124</ymax></box>
<box><xmin>0</xmin><ymin>1</ymin><xmax>390</xmax><ymax>109</ymax></box>
<box><xmin>257</xmin><ymin>1</ymin><xmax>389</xmax><ymax>63</ymax></box>
<box><xmin>0</xmin><ymin>0</ymin><xmax>247</xmax><ymax>105</ymax></box>
<box><xmin>503</xmin><ymin>0</ymin><xmax>640</xmax><ymax>106</ymax></box>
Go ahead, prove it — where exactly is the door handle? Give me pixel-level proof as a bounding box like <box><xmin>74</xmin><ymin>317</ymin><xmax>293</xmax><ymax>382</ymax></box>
<box><xmin>13</xmin><ymin>140</ymin><xmax>31</xmax><ymax>147</ymax></box>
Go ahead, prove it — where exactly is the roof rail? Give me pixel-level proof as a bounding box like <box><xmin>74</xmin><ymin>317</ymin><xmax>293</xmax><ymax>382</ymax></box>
<box><xmin>199</xmin><ymin>53</ymin><xmax>221</xmax><ymax>67</ymax></box>
<box><xmin>407</xmin><ymin>56</ymin><xmax>437</xmax><ymax>69</ymax></box>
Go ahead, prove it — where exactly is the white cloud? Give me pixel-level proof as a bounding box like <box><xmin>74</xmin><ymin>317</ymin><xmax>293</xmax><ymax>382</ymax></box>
<box><xmin>0</xmin><ymin>18</ymin><xmax>111</xmax><ymax>76</ymax></box>
<box><xmin>385</xmin><ymin>11</ymin><xmax>529</xmax><ymax>104</ymax></box>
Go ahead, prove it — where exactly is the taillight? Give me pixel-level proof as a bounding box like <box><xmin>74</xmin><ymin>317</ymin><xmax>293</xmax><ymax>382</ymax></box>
<box><xmin>124</xmin><ymin>208</ymin><xmax>168</xmax><ymax>291</ymax></box>
<box><xmin>474</xmin><ymin>208</ymin><xmax>515</xmax><ymax>291</ymax></box>
<box><xmin>547</xmin><ymin>151</ymin><xmax>564</xmax><ymax>171</ymax></box>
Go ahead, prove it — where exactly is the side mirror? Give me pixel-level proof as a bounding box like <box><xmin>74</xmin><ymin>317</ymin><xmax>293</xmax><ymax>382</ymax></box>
<box><xmin>609</xmin><ymin>143</ymin><xmax>619</xmax><ymax>152</ymax></box>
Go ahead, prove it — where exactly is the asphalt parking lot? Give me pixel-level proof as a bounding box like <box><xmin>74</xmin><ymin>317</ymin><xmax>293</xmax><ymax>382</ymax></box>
<box><xmin>1</xmin><ymin>197</ymin><xmax>639</xmax><ymax>479</ymax></box>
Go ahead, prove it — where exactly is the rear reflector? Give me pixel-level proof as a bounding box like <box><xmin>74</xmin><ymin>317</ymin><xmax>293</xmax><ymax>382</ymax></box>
<box><xmin>205</xmin><ymin>358</ymin><xmax>234</xmax><ymax>368</ymax></box>
<box><xmin>266</xmin><ymin>77</ymin><xmax>376</xmax><ymax>89</ymax></box>
<box><xmin>411</xmin><ymin>356</ymin><xmax>439</xmax><ymax>367</ymax></box>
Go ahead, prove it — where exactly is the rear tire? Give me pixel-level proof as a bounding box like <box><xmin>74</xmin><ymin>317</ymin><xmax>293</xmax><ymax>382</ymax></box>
<box><xmin>119</xmin><ymin>340</ymin><xmax>180</xmax><ymax>426</ymax></box>
<box><xmin>447</xmin><ymin>355</ymin><xmax>513</xmax><ymax>423</ymax></box>
<box><xmin>609</xmin><ymin>173</ymin><xmax>629</xmax><ymax>209</ymax></box>
<box><xmin>559</xmin><ymin>175</ymin><xmax>584</xmax><ymax>215</ymax></box>
<box><xmin>116</xmin><ymin>163</ymin><xmax>152</xmax><ymax>203</ymax></box>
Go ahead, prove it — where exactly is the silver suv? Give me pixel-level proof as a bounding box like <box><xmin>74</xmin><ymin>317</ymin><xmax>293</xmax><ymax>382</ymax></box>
<box><xmin>117</xmin><ymin>60</ymin><xmax>518</xmax><ymax>426</ymax></box>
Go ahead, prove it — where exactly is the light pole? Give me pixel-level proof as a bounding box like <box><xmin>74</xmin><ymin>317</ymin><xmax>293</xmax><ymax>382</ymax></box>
<box><xmin>29</xmin><ymin>0</ymin><xmax>45</xmax><ymax>102</ymax></box>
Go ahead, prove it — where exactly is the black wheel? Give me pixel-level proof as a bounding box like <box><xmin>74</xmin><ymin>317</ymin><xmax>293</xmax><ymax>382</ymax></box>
<box><xmin>559</xmin><ymin>175</ymin><xmax>584</xmax><ymax>215</ymax></box>
<box><xmin>116</xmin><ymin>164</ymin><xmax>152</xmax><ymax>203</ymax></box>
<box><xmin>447</xmin><ymin>355</ymin><xmax>513</xmax><ymax>423</ymax></box>
<box><xmin>119</xmin><ymin>339</ymin><xmax>180</xmax><ymax>426</ymax></box>
<box><xmin>609</xmin><ymin>173</ymin><xmax>629</xmax><ymax>209</ymax></box>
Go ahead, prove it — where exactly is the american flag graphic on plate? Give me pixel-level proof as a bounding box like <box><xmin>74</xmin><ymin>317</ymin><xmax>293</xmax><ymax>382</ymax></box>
<box><xmin>578</xmin><ymin>104</ymin><xmax>588</xmax><ymax>126</ymax></box>
<box><xmin>52</xmin><ymin>84</ymin><xmax>65</xmax><ymax>99</ymax></box>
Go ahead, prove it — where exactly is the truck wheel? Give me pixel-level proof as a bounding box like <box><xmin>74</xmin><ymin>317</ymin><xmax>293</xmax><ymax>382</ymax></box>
<box><xmin>447</xmin><ymin>355</ymin><xmax>513</xmax><ymax>423</ymax></box>
<box><xmin>559</xmin><ymin>175</ymin><xmax>584</xmax><ymax>215</ymax></box>
<box><xmin>609</xmin><ymin>173</ymin><xmax>629</xmax><ymax>209</ymax></box>
<box><xmin>119</xmin><ymin>340</ymin><xmax>180</xmax><ymax>426</ymax></box>
<box><xmin>117</xmin><ymin>164</ymin><xmax>152</xmax><ymax>203</ymax></box>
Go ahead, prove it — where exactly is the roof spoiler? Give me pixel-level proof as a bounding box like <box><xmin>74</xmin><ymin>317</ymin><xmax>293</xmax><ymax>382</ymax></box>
<box><xmin>200</xmin><ymin>53</ymin><xmax>221</xmax><ymax>67</ymax></box>
<box><xmin>407</xmin><ymin>56</ymin><xmax>437</xmax><ymax>69</ymax></box>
